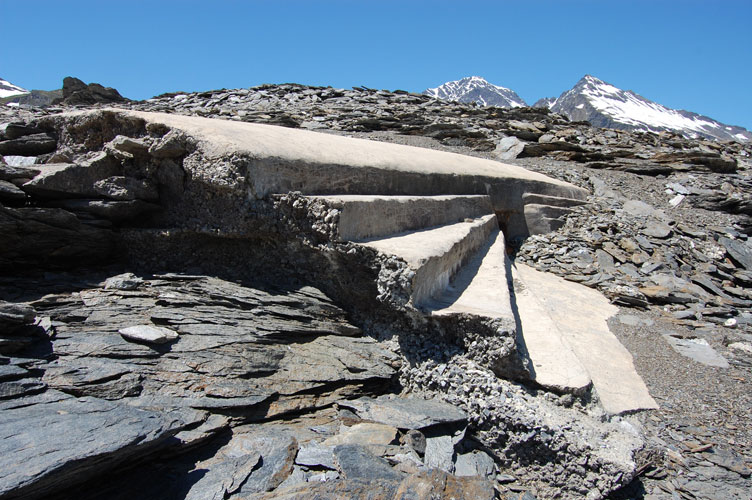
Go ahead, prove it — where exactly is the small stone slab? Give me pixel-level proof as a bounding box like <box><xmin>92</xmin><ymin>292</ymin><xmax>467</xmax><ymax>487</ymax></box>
<box><xmin>0</xmin><ymin>179</ymin><xmax>26</xmax><ymax>200</ymax></box>
<box><xmin>394</xmin><ymin>469</ymin><xmax>496</xmax><ymax>499</ymax></box>
<box><xmin>333</xmin><ymin>444</ymin><xmax>403</xmax><ymax>482</ymax></box>
<box><xmin>295</xmin><ymin>442</ymin><xmax>336</xmax><ymax>469</ymax></box>
<box><xmin>642</xmin><ymin>220</ymin><xmax>672</xmax><ymax>238</ymax></box>
<box><xmin>119</xmin><ymin>325</ymin><xmax>179</xmax><ymax>344</ymax></box>
<box><xmin>663</xmin><ymin>335</ymin><xmax>729</xmax><ymax>368</ymax></box>
<box><xmin>323</xmin><ymin>423</ymin><xmax>399</xmax><ymax>447</ymax></box>
<box><xmin>104</xmin><ymin>273</ymin><xmax>144</xmax><ymax>290</ymax></box>
<box><xmin>338</xmin><ymin>395</ymin><xmax>467</xmax><ymax>431</ymax></box>
<box><xmin>719</xmin><ymin>237</ymin><xmax>752</xmax><ymax>271</ymax></box>
<box><xmin>454</xmin><ymin>450</ymin><xmax>496</xmax><ymax>478</ymax></box>
<box><xmin>424</xmin><ymin>435</ymin><xmax>455</xmax><ymax>473</ymax></box>
<box><xmin>185</xmin><ymin>452</ymin><xmax>261</xmax><ymax>500</ymax></box>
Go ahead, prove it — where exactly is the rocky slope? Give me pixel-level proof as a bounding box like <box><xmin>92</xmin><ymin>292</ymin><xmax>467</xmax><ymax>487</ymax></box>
<box><xmin>424</xmin><ymin>76</ymin><xmax>527</xmax><ymax>108</ymax></box>
<box><xmin>536</xmin><ymin>75</ymin><xmax>752</xmax><ymax>143</ymax></box>
<box><xmin>1</xmin><ymin>79</ymin><xmax>752</xmax><ymax>499</ymax></box>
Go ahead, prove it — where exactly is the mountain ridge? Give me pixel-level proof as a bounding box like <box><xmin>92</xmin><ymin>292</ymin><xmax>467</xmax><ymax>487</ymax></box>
<box><xmin>429</xmin><ymin>74</ymin><xmax>751</xmax><ymax>143</ymax></box>
<box><xmin>0</xmin><ymin>77</ymin><xmax>29</xmax><ymax>99</ymax></box>
<box><xmin>424</xmin><ymin>76</ymin><xmax>527</xmax><ymax>109</ymax></box>
<box><xmin>540</xmin><ymin>75</ymin><xmax>752</xmax><ymax>142</ymax></box>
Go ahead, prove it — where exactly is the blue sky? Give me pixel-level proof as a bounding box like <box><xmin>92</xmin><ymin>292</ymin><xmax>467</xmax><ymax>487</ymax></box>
<box><xmin>2</xmin><ymin>0</ymin><xmax>751</xmax><ymax>129</ymax></box>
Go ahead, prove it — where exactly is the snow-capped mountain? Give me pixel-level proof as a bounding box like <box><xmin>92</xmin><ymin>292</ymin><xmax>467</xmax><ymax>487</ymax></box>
<box><xmin>0</xmin><ymin>78</ymin><xmax>29</xmax><ymax>99</ymax></box>
<box><xmin>424</xmin><ymin>76</ymin><xmax>527</xmax><ymax>108</ymax></box>
<box><xmin>537</xmin><ymin>75</ymin><xmax>751</xmax><ymax>142</ymax></box>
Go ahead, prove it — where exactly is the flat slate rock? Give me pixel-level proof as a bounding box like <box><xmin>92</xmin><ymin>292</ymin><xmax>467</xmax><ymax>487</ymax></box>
<box><xmin>663</xmin><ymin>334</ymin><xmax>730</xmax><ymax>368</ymax></box>
<box><xmin>333</xmin><ymin>444</ymin><xmax>404</xmax><ymax>482</ymax></box>
<box><xmin>719</xmin><ymin>237</ymin><xmax>752</xmax><ymax>271</ymax></box>
<box><xmin>0</xmin><ymin>390</ymin><xmax>185</xmax><ymax>500</ymax></box>
<box><xmin>118</xmin><ymin>324</ymin><xmax>179</xmax><ymax>344</ymax></box>
<box><xmin>337</xmin><ymin>395</ymin><xmax>467</xmax><ymax>430</ymax></box>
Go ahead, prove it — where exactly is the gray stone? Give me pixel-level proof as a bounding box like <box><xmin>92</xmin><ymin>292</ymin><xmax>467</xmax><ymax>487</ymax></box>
<box><xmin>149</xmin><ymin>130</ymin><xmax>188</xmax><ymax>158</ymax></box>
<box><xmin>93</xmin><ymin>176</ymin><xmax>159</xmax><ymax>201</ymax></box>
<box><xmin>109</xmin><ymin>135</ymin><xmax>151</xmax><ymax>157</ymax></box>
<box><xmin>642</xmin><ymin>220</ymin><xmax>672</xmax><ymax>238</ymax></box>
<box><xmin>703</xmin><ymin>448</ymin><xmax>751</xmax><ymax>478</ymax></box>
<box><xmin>295</xmin><ymin>442</ymin><xmax>336</xmax><ymax>469</ymax></box>
<box><xmin>104</xmin><ymin>273</ymin><xmax>144</xmax><ymax>290</ymax></box>
<box><xmin>0</xmin><ymin>179</ymin><xmax>25</xmax><ymax>201</ymax></box>
<box><xmin>663</xmin><ymin>334</ymin><xmax>730</xmax><ymax>368</ymax></box>
<box><xmin>338</xmin><ymin>395</ymin><xmax>467</xmax><ymax>431</ymax></box>
<box><xmin>0</xmin><ymin>162</ymin><xmax>40</xmax><ymax>180</ymax></box>
<box><xmin>719</xmin><ymin>237</ymin><xmax>752</xmax><ymax>271</ymax></box>
<box><xmin>0</xmin><ymin>133</ymin><xmax>56</xmax><ymax>156</ymax></box>
<box><xmin>0</xmin><ymin>123</ymin><xmax>44</xmax><ymax>141</ymax></box>
<box><xmin>185</xmin><ymin>452</ymin><xmax>261</xmax><ymax>500</ymax></box>
<box><xmin>0</xmin><ymin>301</ymin><xmax>35</xmax><ymax>326</ymax></box>
<box><xmin>454</xmin><ymin>450</ymin><xmax>496</xmax><ymax>478</ymax></box>
<box><xmin>233</xmin><ymin>430</ymin><xmax>298</xmax><ymax>495</ymax></box>
<box><xmin>333</xmin><ymin>444</ymin><xmax>403</xmax><ymax>481</ymax></box>
<box><xmin>394</xmin><ymin>469</ymin><xmax>497</xmax><ymax>499</ymax></box>
<box><xmin>323</xmin><ymin>422</ymin><xmax>399</xmax><ymax>446</ymax></box>
<box><xmin>402</xmin><ymin>429</ymin><xmax>426</xmax><ymax>455</ymax></box>
<box><xmin>0</xmin><ymin>379</ymin><xmax>47</xmax><ymax>399</ymax></box>
<box><xmin>0</xmin><ymin>364</ymin><xmax>28</xmax><ymax>382</ymax></box>
<box><xmin>119</xmin><ymin>324</ymin><xmax>179</xmax><ymax>344</ymax></box>
<box><xmin>623</xmin><ymin>199</ymin><xmax>665</xmax><ymax>219</ymax></box>
<box><xmin>495</xmin><ymin>136</ymin><xmax>525</xmax><ymax>160</ymax></box>
<box><xmin>0</xmin><ymin>391</ymin><xmax>185</xmax><ymax>499</ymax></box>
<box><xmin>424</xmin><ymin>435</ymin><xmax>456</xmax><ymax>473</ymax></box>
<box><xmin>22</xmin><ymin>156</ymin><xmax>121</xmax><ymax>198</ymax></box>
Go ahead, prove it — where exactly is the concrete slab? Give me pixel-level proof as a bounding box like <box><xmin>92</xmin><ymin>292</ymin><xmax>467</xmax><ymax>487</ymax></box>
<box><xmin>308</xmin><ymin>194</ymin><xmax>493</xmax><ymax>241</ymax></box>
<box><xmin>509</xmin><ymin>264</ymin><xmax>592</xmax><ymax>394</ymax></box>
<box><xmin>69</xmin><ymin>110</ymin><xmax>588</xmax><ymax>237</ymax></box>
<box><xmin>359</xmin><ymin>215</ymin><xmax>497</xmax><ymax>307</ymax></box>
<box><xmin>513</xmin><ymin>263</ymin><xmax>658</xmax><ymax>414</ymax></box>
<box><xmin>426</xmin><ymin>229</ymin><xmax>514</xmax><ymax>322</ymax></box>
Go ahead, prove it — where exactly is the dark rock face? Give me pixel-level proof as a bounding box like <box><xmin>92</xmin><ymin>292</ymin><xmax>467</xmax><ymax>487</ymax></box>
<box><xmin>53</xmin><ymin>77</ymin><xmax>128</xmax><ymax>106</ymax></box>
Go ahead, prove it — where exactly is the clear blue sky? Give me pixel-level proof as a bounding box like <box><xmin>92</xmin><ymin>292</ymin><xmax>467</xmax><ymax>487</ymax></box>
<box><xmin>2</xmin><ymin>0</ymin><xmax>751</xmax><ymax>129</ymax></box>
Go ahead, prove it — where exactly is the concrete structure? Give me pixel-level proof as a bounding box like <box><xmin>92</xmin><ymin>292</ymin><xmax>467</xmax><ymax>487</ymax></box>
<box><xmin>108</xmin><ymin>109</ymin><xmax>588</xmax><ymax>238</ymax></box>
<box><xmin>53</xmin><ymin>109</ymin><xmax>654</xmax><ymax>415</ymax></box>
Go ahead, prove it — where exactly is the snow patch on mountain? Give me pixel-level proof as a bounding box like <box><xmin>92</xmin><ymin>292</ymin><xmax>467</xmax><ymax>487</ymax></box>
<box><xmin>0</xmin><ymin>78</ymin><xmax>29</xmax><ymax>99</ymax></box>
<box><xmin>425</xmin><ymin>76</ymin><xmax>527</xmax><ymax>109</ymax></box>
<box><xmin>547</xmin><ymin>75</ymin><xmax>751</xmax><ymax>142</ymax></box>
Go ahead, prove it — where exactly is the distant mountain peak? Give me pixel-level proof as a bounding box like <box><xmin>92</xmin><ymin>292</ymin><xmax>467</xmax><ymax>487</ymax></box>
<box><xmin>424</xmin><ymin>76</ymin><xmax>527</xmax><ymax>109</ymax></box>
<box><xmin>0</xmin><ymin>77</ymin><xmax>29</xmax><ymax>99</ymax></box>
<box><xmin>539</xmin><ymin>75</ymin><xmax>751</xmax><ymax>142</ymax></box>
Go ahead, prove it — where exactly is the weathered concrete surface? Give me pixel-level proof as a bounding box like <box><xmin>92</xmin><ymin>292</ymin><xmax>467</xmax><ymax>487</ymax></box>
<box><xmin>426</xmin><ymin>228</ymin><xmax>514</xmax><ymax>321</ymax></box>
<box><xmin>359</xmin><ymin>215</ymin><xmax>497</xmax><ymax>307</ymax></box>
<box><xmin>309</xmin><ymin>194</ymin><xmax>493</xmax><ymax>241</ymax></box>
<box><xmin>510</xmin><ymin>264</ymin><xmax>592</xmax><ymax>394</ymax></box>
<box><xmin>513</xmin><ymin>263</ymin><xmax>658</xmax><ymax>414</ymax></box>
<box><xmin>59</xmin><ymin>109</ymin><xmax>587</xmax><ymax>237</ymax></box>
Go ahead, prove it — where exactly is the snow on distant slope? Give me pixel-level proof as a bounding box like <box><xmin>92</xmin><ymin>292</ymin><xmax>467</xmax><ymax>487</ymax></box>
<box><xmin>545</xmin><ymin>75</ymin><xmax>751</xmax><ymax>142</ymax></box>
<box><xmin>0</xmin><ymin>78</ymin><xmax>29</xmax><ymax>99</ymax></box>
<box><xmin>425</xmin><ymin>76</ymin><xmax>527</xmax><ymax>109</ymax></box>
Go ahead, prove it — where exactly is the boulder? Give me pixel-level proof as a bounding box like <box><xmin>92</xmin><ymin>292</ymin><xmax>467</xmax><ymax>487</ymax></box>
<box><xmin>0</xmin><ymin>133</ymin><xmax>57</xmax><ymax>156</ymax></box>
<box><xmin>55</xmin><ymin>77</ymin><xmax>128</xmax><ymax>106</ymax></box>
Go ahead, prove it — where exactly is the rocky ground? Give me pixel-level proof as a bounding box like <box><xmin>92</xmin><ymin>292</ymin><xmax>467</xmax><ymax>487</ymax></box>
<box><xmin>1</xmin><ymin>80</ymin><xmax>751</xmax><ymax>499</ymax></box>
